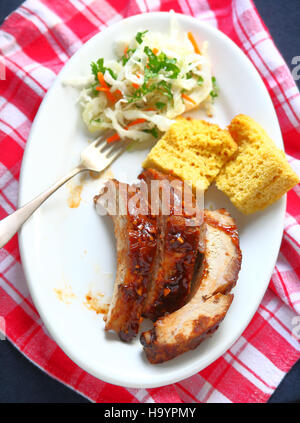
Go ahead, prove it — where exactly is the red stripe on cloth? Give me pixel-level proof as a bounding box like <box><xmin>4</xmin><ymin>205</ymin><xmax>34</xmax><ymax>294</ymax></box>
<box><xmin>175</xmin><ymin>382</ymin><xmax>200</xmax><ymax>403</ymax></box>
<box><xmin>159</xmin><ymin>1</ymin><xmax>184</xmax><ymax>13</ymax></box>
<box><xmin>274</xmin><ymin>265</ymin><xmax>294</xmax><ymax>310</ymax></box>
<box><xmin>0</xmin><ymin>136</ymin><xmax>23</xmax><ymax>170</ymax></box>
<box><xmin>148</xmin><ymin>385</ymin><xmax>183</xmax><ymax>403</ymax></box>
<box><xmin>283</xmin><ymin>128</ymin><xmax>300</xmax><ymax>159</ymax></box>
<box><xmin>259</xmin><ymin>303</ymin><xmax>294</xmax><ymax>337</ymax></box>
<box><xmin>287</xmin><ymin>190</ymin><xmax>300</xmax><ymax>217</ymax></box>
<box><xmin>226</xmin><ymin>350</ymin><xmax>277</xmax><ymax>390</ymax></box>
<box><xmin>285</xmin><ymin>231</ymin><xmax>300</xmax><ymax>250</ymax></box>
<box><xmin>44</xmin><ymin>347</ymin><xmax>89</xmax><ymax>383</ymax></box>
<box><xmin>97</xmin><ymin>383</ymin><xmax>138</xmax><ymax>403</ymax></box>
<box><xmin>232</xmin><ymin>2</ymin><xmax>300</xmax><ymax>128</ymax></box>
<box><xmin>65</xmin><ymin>13</ymin><xmax>99</xmax><ymax>41</ymax></box>
<box><xmin>4</xmin><ymin>56</ymin><xmax>47</xmax><ymax>94</ymax></box>
<box><xmin>243</xmin><ymin>312</ymin><xmax>299</xmax><ymax>373</ymax></box>
<box><xmin>1</xmin><ymin>13</ymin><xmax>65</xmax><ymax>68</ymax></box>
<box><xmin>77</xmin><ymin>0</ymin><xmax>108</xmax><ymax>27</ymax></box>
<box><xmin>41</xmin><ymin>0</ymin><xmax>80</xmax><ymax>20</ymax></box>
<box><xmin>206</xmin><ymin>0</ymin><xmax>241</xmax><ymax>45</ymax></box>
<box><xmin>218</xmin><ymin>361</ymin><xmax>270</xmax><ymax>403</ymax></box>
<box><xmin>0</xmin><ymin>271</ymin><xmax>38</xmax><ymax>315</ymax></box>
<box><xmin>5</xmin><ymin>304</ymin><xmax>37</xmax><ymax>341</ymax></box>
<box><xmin>280</xmin><ymin>238</ymin><xmax>300</xmax><ymax>279</ymax></box>
<box><xmin>21</xmin><ymin>5</ymin><xmax>71</xmax><ymax>59</ymax></box>
<box><xmin>1</xmin><ymin>234</ymin><xmax>20</xmax><ymax>260</ymax></box>
<box><xmin>200</xmin><ymin>356</ymin><xmax>269</xmax><ymax>403</ymax></box>
<box><xmin>0</xmin><ymin>71</ymin><xmax>42</xmax><ymax>122</ymax></box>
<box><xmin>0</xmin><ymin>119</ymin><xmax>27</xmax><ymax>147</ymax></box>
<box><xmin>0</xmin><ymin>285</ymin><xmax>22</xmax><ymax>316</ymax></box>
<box><xmin>0</xmin><ymin>189</ymin><xmax>16</xmax><ymax>211</ymax></box>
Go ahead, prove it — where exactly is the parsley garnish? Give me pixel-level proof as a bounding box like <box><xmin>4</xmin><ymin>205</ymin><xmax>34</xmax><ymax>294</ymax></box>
<box><xmin>197</xmin><ymin>76</ymin><xmax>204</xmax><ymax>86</ymax></box>
<box><xmin>136</xmin><ymin>30</ymin><xmax>148</xmax><ymax>44</ymax></box>
<box><xmin>143</xmin><ymin>47</ymin><xmax>180</xmax><ymax>79</ymax></box>
<box><xmin>155</xmin><ymin>102</ymin><xmax>166</xmax><ymax>110</ymax></box>
<box><xmin>90</xmin><ymin>58</ymin><xmax>117</xmax><ymax>82</ymax></box>
<box><xmin>143</xmin><ymin>127</ymin><xmax>159</xmax><ymax>139</ymax></box>
<box><xmin>157</xmin><ymin>81</ymin><xmax>173</xmax><ymax>100</ymax></box>
<box><xmin>121</xmin><ymin>48</ymin><xmax>136</xmax><ymax>66</ymax></box>
<box><xmin>90</xmin><ymin>82</ymin><xmax>99</xmax><ymax>96</ymax></box>
<box><xmin>210</xmin><ymin>76</ymin><xmax>219</xmax><ymax>99</ymax></box>
<box><xmin>127</xmin><ymin>81</ymin><xmax>156</xmax><ymax>103</ymax></box>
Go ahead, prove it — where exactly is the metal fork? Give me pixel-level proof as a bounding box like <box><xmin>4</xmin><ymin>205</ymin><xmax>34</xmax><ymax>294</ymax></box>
<box><xmin>0</xmin><ymin>137</ymin><xmax>125</xmax><ymax>248</ymax></box>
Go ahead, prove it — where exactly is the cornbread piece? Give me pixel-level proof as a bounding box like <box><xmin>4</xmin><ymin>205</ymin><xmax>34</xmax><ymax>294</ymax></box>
<box><xmin>142</xmin><ymin>118</ymin><xmax>238</xmax><ymax>192</ymax></box>
<box><xmin>140</xmin><ymin>209</ymin><xmax>241</xmax><ymax>364</ymax></box>
<box><xmin>94</xmin><ymin>180</ymin><xmax>158</xmax><ymax>342</ymax></box>
<box><xmin>139</xmin><ymin>169</ymin><xmax>201</xmax><ymax>321</ymax></box>
<box><xmin>216</xmin><ymin>114</ymin><xmax>300</xmax><ymax>214</ymax></box>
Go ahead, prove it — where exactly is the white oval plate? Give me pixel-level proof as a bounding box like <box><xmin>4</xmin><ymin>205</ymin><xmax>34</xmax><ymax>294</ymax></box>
<box><xmin>19</xmin><ymin>12</ymin><xmax>285</xmax><ymax>388</ymax></box>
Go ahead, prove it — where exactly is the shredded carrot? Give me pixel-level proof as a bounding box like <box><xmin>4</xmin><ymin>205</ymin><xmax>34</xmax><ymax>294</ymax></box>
<box><xmin>97</xmin><ymin>72</ymin><xmax>122</xmax><ymax>104</ymax></box>
<box><xmin>107</xmin><ymin>119</ymin><xmax>147</xmax><ymax>144</ymax></box>
<box><xmin>107</xmin><ymin>133</ymin><xmax>120</xmax><ymax>143</ymax></box>
<box><xmin>127</xmin><ymin>118</ymin><xmax>146</xmax><ymax>128</ymax></box>
<box><xmin>97</xmin><ymin>72</ymin><xmax>109</xmax><ymax>88</ymax></box>
<box><xmin>182</xmin><ymin>93</ymin><xmax>197</xmax><ymax>105</ymax></box>
<box><xmin>95</xmin><ymin>86</ymin><xmax>109</xmax><ymax>92</ymax></box>
<box><xmin>108</xmin><ymin>91</ymin><xmax>119</xmax><ymax>103</ymax></box>
<box><xmin>115</xmin><ymin>89</ymin><xmax>123</xmax><ymax>98</ymax></box>
<box><xmin>187</xmin><ymin>32</ymin><xmax>201</xmax><ymax>55</ymax></box>
<box><xmin>152</xmin><ymin>47</ymin><xmax>159</xmax><ymax>55</ymax></box>
<box><xmin>132</xmin><ymin>82</ymin><xmax>140</xmax><ymax>89</ymax></box>
<box><xmin>144</xmin><ymin>107</ymin><xmax>156</xmax><ymax>111</ymax></box>
<box><xmin>124</xmin><ymin>45</ymin><xmax>128</xmax><ymax>56</ymax></box>
<box><xmin>136</xmin><ymin>72</ymin><xmax>141</xmax><ymax>79</ymax></box>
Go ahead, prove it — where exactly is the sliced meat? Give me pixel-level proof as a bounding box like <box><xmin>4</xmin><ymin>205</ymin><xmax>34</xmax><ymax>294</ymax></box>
<box><xmin>191</xmin><ymin>209</ymin><xmax>242</xmax><ymax>299</ymax></box>
<box><xmin>138</xmin><ymin>169</ymin><xmax>202</xmax><ymax>321</ymax></box>
<box><xmin>94</xmin><ymin>179</ymin><xmax>157</xmax><ymax>342</ymax></box>
<box><xmin>140</xmin><ymin>293</ymin><xmax>233</xmax><ymax>364</ymax></box>
<box><xmin>140</xmin><ymin>209</ymin><xmax>241</xmax><ymax>363</ymax></box>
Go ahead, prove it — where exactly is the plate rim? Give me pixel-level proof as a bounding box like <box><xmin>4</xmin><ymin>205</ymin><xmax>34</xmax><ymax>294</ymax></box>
<box><xmin>18</xmin><ymin>11</ymin><xmax>286</xmax><ymax>388</ymax></box>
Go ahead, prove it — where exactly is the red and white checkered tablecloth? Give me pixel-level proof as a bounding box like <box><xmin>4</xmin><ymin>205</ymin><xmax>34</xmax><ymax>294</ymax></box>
<box><xmin>0</xmin><ymin>0</ymin><xmax>299</xmax><ymax>403</ymax></box>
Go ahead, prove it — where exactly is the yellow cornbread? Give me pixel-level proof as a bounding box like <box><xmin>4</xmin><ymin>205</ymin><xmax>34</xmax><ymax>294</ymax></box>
<box><xmin>216</xmin><ymin>114</ymin><xmax>300</xmax><ymax>214</ymax></box>
<box><xmin>142</xmin><ymin>118</ymin><xmax>238</xmax><ymax>191</ymax></box>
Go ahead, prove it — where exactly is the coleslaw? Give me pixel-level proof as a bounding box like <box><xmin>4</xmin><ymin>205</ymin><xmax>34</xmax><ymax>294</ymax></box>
<box><xmin>67</xmin><ymin>13</ymin><xmax>217</xmax><ymax>143</ymax></box>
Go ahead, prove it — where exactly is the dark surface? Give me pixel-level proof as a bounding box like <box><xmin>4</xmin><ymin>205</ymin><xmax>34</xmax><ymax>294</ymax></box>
<box><xmin>0</xmin><ymin>0</ymin><xmax>299</xmax><ymax>404</ymax></box>
<box><xmin>255</xmin><ymin>0</ymin><xmax>300</xmax><ymax>89</ymax></box>
<box><xmin>269</xmin><ymin>360</ymin><xmax>300</xmax><ymax>403</ymax></box>
<box><xmin>0</xmin><ymin>340</ymin><xmax>89</xmax><ymax>403</ymax></box>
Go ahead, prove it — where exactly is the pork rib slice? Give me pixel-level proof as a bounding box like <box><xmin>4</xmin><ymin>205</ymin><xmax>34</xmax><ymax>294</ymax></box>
<box><xmin>138</xmin><ymin>169</ymin><xmax>202</xmax><ymax>321</ymax></box>
<box><xmin>140</xmin><ymin>209</ymin><xmax>241</xmax><ymax>363</ymax></box>
<box><xmin>94</xmin><ymin>179</ymin><xmax>157</xmax><ymax>342</ymax></box>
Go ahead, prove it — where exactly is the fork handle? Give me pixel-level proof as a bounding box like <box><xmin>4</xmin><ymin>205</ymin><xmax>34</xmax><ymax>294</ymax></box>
<box><xmin>0</xmin><ymin>166</ymin><xmax>84</xmax><ymax>248</ymax></box>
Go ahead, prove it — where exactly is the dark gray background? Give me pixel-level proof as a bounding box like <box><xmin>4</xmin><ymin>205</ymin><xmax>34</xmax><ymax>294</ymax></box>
<box><xmin>0</xmin><ymin>0</ymin><xmax>299</xmax><ymax>403</ymax></box>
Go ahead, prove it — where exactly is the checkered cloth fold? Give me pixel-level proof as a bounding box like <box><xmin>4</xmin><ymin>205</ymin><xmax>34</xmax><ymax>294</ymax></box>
<box><xmin>0</xmin><ymin>0</ymin><xmax>299</xmax><ymax>403</ymax></box>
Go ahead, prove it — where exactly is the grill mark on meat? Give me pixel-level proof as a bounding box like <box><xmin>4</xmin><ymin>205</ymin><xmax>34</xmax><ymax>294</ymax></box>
<box><xmin>140</xmin><ymin>209</ymin><xmax>241</xmax><ymax>363</ymax></box>
<box><xmin>141</xmin><ymin>293</ymin><xmax>233</xmax><ymax>364</ymax></box>
<box><xmin>139</xmin><ymin>169</ymin><xmax>201</xmax><ymax>320</ymax></box>
<box><xmin>148</xmin><ymin>216</ymin><xmax>200</xmax><ymax>319</ymax></box>
<box><xmin>95</xmin><ymin>180</ymin><xmax>158</xmax><ymax>342</ymax></box>
<box><xmin>193</xmin><ymin>209</ymin><xmax>242</xmax><ymax>298</ymax></box>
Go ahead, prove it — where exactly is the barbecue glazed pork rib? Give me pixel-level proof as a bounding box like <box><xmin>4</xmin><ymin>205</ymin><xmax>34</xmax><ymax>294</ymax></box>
<box><xmin>94</xmin><ymin>179</ymin><xmax>157</xmax><ymax>342</ymax></box>
<box><xmin>138</xmin><ymin>169</ymin><xmax>202</xmax><ymax>321</ymax></box>
<box><xmin>140</xmin><ymin>209</ymin><xmax>241</xmax><ymax>363</ymax></box>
